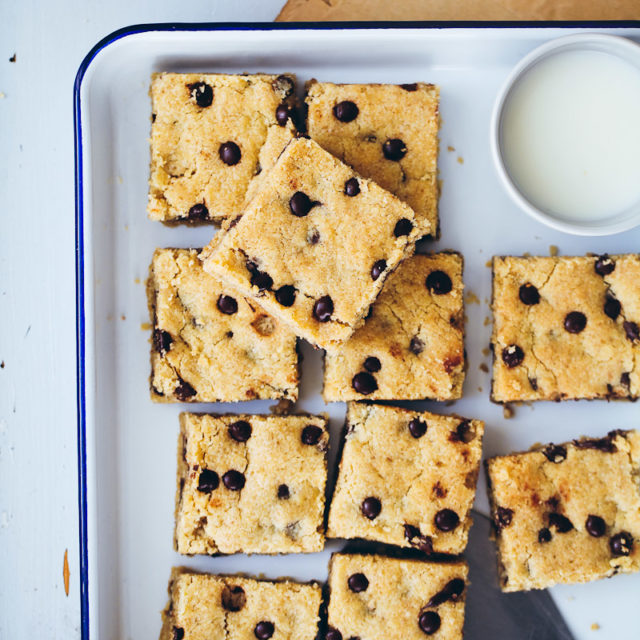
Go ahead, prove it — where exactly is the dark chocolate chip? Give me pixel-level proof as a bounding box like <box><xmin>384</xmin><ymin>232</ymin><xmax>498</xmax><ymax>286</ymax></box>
<box><xmin>586</xmin><ymin>515</ymin><xmax>606</xmax><ymax>538</ymax></box>
<box><xmin>410</xmin><ymin>336</ymin><xmax>425</xmax><ymax>355</ymax></box>
<box><xmin>371</xmin><ymin>259</ymin><xmax>387</xmax><ymax>281</ymax></box>
<box><xmin>495</xmin><ymin>506</ymin><xmax>514</xmax><ymax>530</ymax></box>
<box><xmin>542</xmin><ymin>444</ymin><xmax>567</xmax><ymax>463</ymax></box>
<box><xmin>574</xmin><ymin>435</ymin><xmax>617</xmax><ymax>453</ymax></box>
<box><xmin>529</xmin><ymin>377</ymin><xmax>539</xmax><ymax>391</ymax></box>
<box><xmin>595</xmin><ymin>254</ymin><xmax>615</xmax><ymax>276</ymax></box>
<box><xmin>221</xmin><ymin>585</ymin><xmax>246</xmax><ymax>611</ymax></box>
<box><xmin>383</xmin><ymin>138</ymin><xmax>407</xmax><ymax>161</ymax></box>
<box><xmin>217</xmin><ymin>295</ymin><xmax>238</xmax><ymax>315</ymax></box>
<box><xmin>188</xmin><ymin>203</ymin><xmax>209</xmax><ymax>220</ymax></box>
<box><xmin>188</xmin><ymin>82</ymin><xmax>213</xmax><ymax>107</ymax></box>
<box><xmin>175</xmin><ymin>379</ymin><xmax>197</xmax><ymax>401</ymax></box>
<box><xmin>394</xmin><ymin>218</ymin><xmax>414</xmax><ymax>237</ymax></box>
<box><xmin>564</xmin><ymin>311</ymin><xmax>587</xmax><ymax>334</ymax></box>
<box><xmin>307</xmin><ymin>229</ymin><xmax>320</xmax><ymax>245</ymax></box>
<box><xmin>361</xmin><ymin>496</ymin><xmax>381</xmax><ymax>520</ymax></box>
<box><xmin>333</xmin><ymin>100</ymin><xmax>359</xmax><ymax>122</ymax></box>
<box><xmin>348</xmin><ymin>573</ymin><xmax>369</xmax><ymax>593</ymax></box>
<box><xmin>538</xmin><ymin>527</ymin><xmax>552</xmax><ymax>543</ymax></box>
<box><xmin>408</xmin><ymin>418</ymin><xmax>427</xmax><ymax>439</ymax></box>
<box><xmin>290</xmin><ymin>191</ymin><xmax>315</xmax><ymax>217</ymax></box>
<box><xmin>519</xmin><ymin>283</ymin><xmax>540</xmax><ymax>305</ymax></box>
<box><xmin>352</xmin><ymin>372</ymin><xmax>378</xmax><ymax>395</ymax></box>
<box><xmin>426</xmin><ymin>270</ymin><xmax>453</xmax><ymax>295</ymax></box>
<box><xmin>254</xmin><ymin>621</ymin><xmax>275</xmax><ymax>639</ymax></box>
<box><xmin>219</xmin><ymin>141</ymin><xmax>241</xmax><ymax>166</ymax></box>
<box><xmin>246</xmin><ymin>260</ymin><xmax>273</xmax><ymax>291</ymax></box>
<box><xmin>197</xmin><ymin>469</ymin><xmax>220</xmax><ymax>493</ymax></box>
<box><xmin>344</xmin><ymin>177</ymin><xmax>360</xmax><ymax>196</ymax></box>
<box><xmin>275</xmin><ymin>103</ymin><xmax>290</xmax><ymax>126</ymax></box>
<box><xmin>400</xmin><ymin>83</ymin><xmax>418</xmax><ymax>91</ymax></box>
<box><xmin>621</xmin><ymin>372</ymin><xmax>631</xmax><ymax>388</ymax></box>
<box><xmin>152</xmin><ymin>113</ymin><xmax>156</xmax><ymax>123</ymax></box>
<box><xmin>404</xmin><ymin>524</ymin><xmax>433</xmax><ymax>553</ymax></box>
<box><xmin>501</xmin><ymin>345</ymin><xmax>524</xmax><ymax>368</ymax></box>
<box><xmin>313</xmin><ymin>295</ymin><xmax>334</xmax><ymax>322</ymax></box>
<box><xmin>546</xmin><ymin>497</ymin><xmax>560</xmax><ymax>511</ymax></box>
<box><xmin>301</xmin><ymin>425</ymin><xmax>323</xmax><ymax>445</ymax></box>
<box><xmin>228</xmin><ymin>420</ymin><xmax>252</xmax><ymax>443</ymax></box>
<box><xmin>604</xmin><ymin>294</ymin><xmax>621</xmax><ymax>320</ymax></box>
<box><xmin>426</xmin><ymin>578</ymin><xmax>465</xmax><ymax>607</ymax></box>
<box><xmin>222</xmin><ymin>470</ymin><xmax>245</xmax><ymax>491</ymax></box>
<box><xmin>610</xmin><ymin>531</ymin><xmax>633</xmax><ymax>556</ymax></box>
<box><xmin>326</xmin><ymin>627</ymin><xmax>343</xmax><ymax>640</ymax></box>
<box><xmin>624</xmin><ymin>321</ymin><xmax>639</xmax><ymax>342</ymax></box>
<box><xmin>549</xmin><ymin>512</ymin><xmax>573</xmax><ymax>533</ymax></box>
<box><xmin>277</xmin><ymin>484</ymin><xmax>290</xmax><ymax>499</ymax></box>
<box><xmin>273</xmin><ymin>75</ymin><xmax>295</xmax><ymax>98</ymax></box>
<box><xmin>435</xmin><ymin>508</ymin><xmax>459</xmax><ymax>532</ymax></box>
<box><xmin>275</xmin><ymin>285</ymin><xmax>296</xmax><ymax>307</ymax></box>
<box><xmin>172</xmin><ymin>627</ymin><xmax>185</xmax><ymax>640</ymax></box>
<box><xmin>418</xmin><ymin>611</ymin><xmax>441</xmax><ymax>635</ymax></box>
<box><xmin>452</xmin><ymin>421</ymin><xmax>475</xmax><ymax>443</ymax></box>
<box><xmin>364</xmin><ymin>356</ymin><xmax>381</xmax><ymax>373</ymax></box>
<box><xmin>153</xmin><ymin>329</ymin><xmax>173</xmax><ymax>354</ymax></box>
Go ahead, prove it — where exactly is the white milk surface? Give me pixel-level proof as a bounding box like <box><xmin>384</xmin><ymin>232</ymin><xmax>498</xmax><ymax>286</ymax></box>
<box><xmin>501</xmin><ymin>49</ymin><xmax>640</xmax><ymax>221</ymax></box>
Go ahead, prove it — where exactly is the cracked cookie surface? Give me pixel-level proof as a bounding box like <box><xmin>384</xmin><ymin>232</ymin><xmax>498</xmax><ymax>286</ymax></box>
<box><xmin>148</xmin><ymin>248</ymin><xmax>298</xmax><ymax>402</ymax></box>
<box><xmin>306</xmin><ymin>81</ymin><xmax>439</xmax><ymax>238</ymax></box>
<box><xmin>201</xmin><ymin>137</ymin><xmax>422</xmax><ymax>349</ymax></box>
<box><xmin>323</xmin><ymin>253</ymin><xmax>465</xmax><ymax>401</ymax></box>
<box><xmin>160</xmin><ymin>568</ymin><xmax>321</xmax><ymax>640</ymax></box>
<box><xmin>327</xmin><ymin>554</ymin><xmax>467</xmax><ymax>640</ymax></box>
<box><xmin>491</xmin><ymin>254</ymin><xmax>640</xmax><ymax>402</ymax></box>
<box><xmin>327</xmin><ymin>403</ymin><xmax>484</xmax><ymax>555</ymax></box>
<box><xmin>175</xmin><ymin>412</ymin><xmax>328</xmax><ymax>555</ymax></box>
<box><xmin>486</xmin><ymin>429</ymin><xmax>640</xmax><ymax>591</ymax></box>
<box><xmin>148</xmin><ymin>73</ymin><xmax>298</xmax><ymax>224</ymax></box>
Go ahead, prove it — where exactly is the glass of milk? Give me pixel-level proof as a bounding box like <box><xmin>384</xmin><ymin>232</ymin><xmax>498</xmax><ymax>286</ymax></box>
<box><xmin>491</xmin><ymin>34</ymin><xmax>640</xmax><ymax>235</ymax></box>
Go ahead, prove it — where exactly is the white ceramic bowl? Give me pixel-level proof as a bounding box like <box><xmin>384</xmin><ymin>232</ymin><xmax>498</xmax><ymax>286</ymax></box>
<box><xmin>490</xmin><ymin>33</ymin><xmax>640</xmax><ymax>236</ymax></box>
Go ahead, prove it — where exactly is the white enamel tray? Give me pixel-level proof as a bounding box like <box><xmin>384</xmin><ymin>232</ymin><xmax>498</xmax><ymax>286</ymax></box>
<box><xmin>75</xmin><ymin>22</ymin><xmax>640</xmax><ymax>640</ymax></box>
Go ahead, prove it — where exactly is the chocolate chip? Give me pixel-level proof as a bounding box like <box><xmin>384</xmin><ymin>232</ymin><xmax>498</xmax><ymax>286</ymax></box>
<box><xmin>546</xmin><ymin>496</ymin><xmax>560</xmax><ymax>511</ymax></box>
<box><xmin>408</xmin><ymin>418</ymin><xmax>427</xmax><ymax>439</ymax></box>
<box><xmin>383</xmin><ymin>138</ymin><xmax>407</xmax><ymax>161</ymax></box>
<box><xmin>404</xmin><ymin>524</ymin><xmax>433</xmax><ymax>553</ymax></box>
<box><xmin>426</xmin><ymin>578</ymin><xmax>465</xmax><ymax>607</ymax></box>
<box><xmin>519</xmin><ymin>283</ymin><xmax>540</xmax><ymax>305</ymax></box>
<box><xmin>542</xmin><ymin>444</ymin><xmax>567</xmax><ymax>463</ymax></box>
<box><xmin>273</xmin><ymin>75</ymin><xmax>294</xmax><ymax>98</ymax></box>
<box><xmin>221</xmin><ymin>585</ymin><xmax>246</xmax><ymax>611</ymax></box>
<box><xmin>538</xmin><ymin>527</ymin><xmax>552</xmax><ymax>543</ymax></box>
<box><xmin>426</xmin><ymin>270</ymin><xmax>453</xmax><ymax>295</ymax></box>
<box><xmin>348</xmin><ymin>573</ymin><xmax>369</xmax><ymax>593</ymax></box>
<box><xmin>228</xmin><ymin>420</ymin><xmax>252</xmax><ymax>442</ymax></box>
<box><xmin>219</xmin><ymin>141</ymin><xmax>241</xmax><ymax>166</ymax></box>
<box><xmin>418</xmin><ymin>611</ymin><xmax>441</xmax><ymax>635</ymax></box>
<box><xmin>217</xmin><ymin>295</ymin><xmax>238</xmax><ymax>315</ymax></box>
<box><xmin>610</xmin><ymin>531</ymin><xmax>633</xmax><ymax>556</ymax></box>
<box><xmin>586</xmin><ymin>515</ymin><xmax>606</xmax><ymax>537</ymax></box>
<box><xmin>564</xmin><ymin>311</ymin><xmax>587</xmax><ymax>334</ymax></box>
<box><xmin>452</xmin><ymin>421</ymin><xmax>475</xmax><ymax>443</ymax></box>
<box><xmin>153</xmin><ymin>329</ymin><xmax>172</xmax><ymax>354</ymax></box>
<box><xmin>604</xmin><ymin>294</ymin><xmax>621</xmax><ymax>320</ymax></box>
<box><xmin>275</xmin><ymin>103</ymin><xmax>290</xmax><ymax>125</ymax></box>
<box><xmin>621</xmin><ymin>372</ymin><xmax>631</xmax><ymax>388</ymax></box>
<box><xmin>595</xmin><ymin>254</ymin><xmax>615</xmax><ymax>276</ymax></box>
<box><xmin>254</xmin><ymin>621</ymin><xmax>275</xmax><ymax>639</ymax></box>
<box><xmin>549</xmin><ymin>513</ymin><xmax>573</xmax><ymax>533</ymax></box>
<box><xmin>624</xmin><ymin>321</ymin><xmax>639</xmax><ymax>342</ymax></box>
<box><xmin>307</xmin><ymin>229</ymin><xmax>320</xmax><ymax>245</ymax></box>
<box><xmin>394</xmin><ymin>218</ymin><xmax>413</xmax><ymax>237</ymax></box>
<box><xmin>197</xmin><ymin>469</ymin><xmax>220</xmax><ymax>493</ymax></box>
<box><xmin>574</xmin><ymin>435</ymin><xmax>617</xmax><ymax>453</ymax></box>
<box><xmin>301</xmin><ymin>425</ymin><xmax>323</xmax><ymax>445</ymax></box>
<box><xmin>277</xmin><ymin>484</ymin><xmax>290</xmax><ymax>499</ymax></box>
<box><xmin>172</xmin><ymin>627</ymin><xmax>185</xmax><ymax>640</ymax></box>
<box><xmin>352</xmin><ymin>372</ymin><xmax>378</xmax><ymax>395</ymax></box>
<box><xmin>495</xmin><ymin>506</ymin><xmax>514</xmax><ymax>530</ymax></box>
<box><xmin>371</xmin><ymin>259</ymin><xmax>387</xmax><ymax>281</ymax></box>
<box><xmin>290</xmin><ymin>191</ymin><xmax>316</xmax><ymax>217</ymax></box>
<box><xmin>410</xmin><ymin>336</ymin><xmax>425</xmax><ymax>355</ymax></box>
<box><xmin>435</xmin><ymin>508</ymin><xmax>459</xmax><ymax>532</ymax></box>
<box><xmin>188</xmin><ymin>82</ymin><xmax>213</xmax><ymax>107</ymax></box>
<box><xmin>333</xmin><ymin>100</ymin><xmax>359</xmax><ymax>122</ymax></box>
<box><xmin>361</xmin><ymin>496</ymin><xmax>381</xmax><ymax>520</ymax></box>
<box><xmin>222</xmin><ymin>470</ymin><xmax>245</xmax><ymax>491</ymax></box>
<box><xmin>188</xmin><ymin>203</ymin><xmax>209</xmax><ymax>220</ymax></box>
<box><xmin>400</xmin><ymin>83</ymin><xmax>418</xmax><ymax>91</ymax></box>
<box><xmin>275</xmin><ymin>285</ymin><xmax>296</xmax><ymax>307</ymax></box>
<box><xmin>246</xmin><ymin>260</ymin><xmax>273</xmax><ymax>291</ymax></box>
<box><xmin>502</xmin><ymin>345</ymin><xmax>524</xmax><ymax>368</ymax></box>
<box><xmin>313</xmin><ymin>295</ymin><xmax>333</xmax><ymax>322</ymax></box>
<box><xmin>364</xmin><ymin>356</ymin><xmax>381</xmax><ymax>373</ymax></box>
<box><xmin>344</xmin><ymin>177</ymin><xmax>360</xmax><ymax>196</ymax></box>
<box><xmin>529</xmin><ymin>377</ymin><xmax>538</xmax><ymax>391</ymax></box>
<box><xmin>175</xmin><ymin>379</ymin><xmax>197</xmax><ymax>401</ymax></box>
<box><xmin>326</xmin><ymin>628</ymin><xmax>343</xmax><ymax>640</ymax></box>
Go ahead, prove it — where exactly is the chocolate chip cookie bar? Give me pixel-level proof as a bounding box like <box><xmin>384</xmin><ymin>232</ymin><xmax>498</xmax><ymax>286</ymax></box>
<box><xmin>201</xmin><ymin>136</ymin><xmax>422</xmax><ymax>350</ymax></box>
<box><xmin>486</xmin><ymin>429</ymin><xmax>640</xmax><ymax>591</ymax></box>
<box><xmin>175</xmin><ymin>412</ymin><xmax>328</xmax><ymax>555</ymax></box>
<box><xmin>306</xmin><ymin>81</ymin><xmax>439</xmax><ymax>237</ymax></box>
<box><xmin>326</xmin><ymin>554</ymin><xmax>467</xmax><ymax>640</ymax></box>
<box><xmin>323</xmin><ymin>253</ymin><xmax>465</xmax><ymax>401</ymax></box>
<box><xmin>491</xmin><ymin>254</ymin><xmax>640</xmax><ymax>402</ymax></box>
<box><xmin>160</xmin><ymin>568</ymin><xmax>322</xmax><ymax>640</ymax></box>
<box><xmin>327</xmin><ymin>403</ymin><xmax>484</xmax><ymax>555</ymax></box>
<box><xmin>148</xmin><ymin>249</ymin><xmax>298</xmax><ymax>402</ymax></box>
<box><xmin>149</xmin><ymin>73</ymin><xmax>298</xmax><ymax>224</ymax></box>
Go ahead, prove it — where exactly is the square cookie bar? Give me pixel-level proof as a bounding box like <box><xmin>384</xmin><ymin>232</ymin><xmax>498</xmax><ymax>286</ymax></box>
<box><xmin>175</xmin><ymin>412</ymin><xmax>328</xmax><ymax>555</ymax></box>
<box><xmin>149</xmin><ymin>73</ymin><xmax>298</xmax><ymax>224</ymax></box>
<box><xmin>486</xmin><ymin>429</ymin><xmax>640</xmax><ymax>591</ymax></box>
<box><xmin>306</xmin><ymin>81</ymin><xmax>439</xmax><ymax>237</ymax></box>
<box><xmin>201</xmin><ymin>136</ymin><xmax>422</xmax><ymax>350</ymax></box>
<box><xmin>148</xmin><ymin>248</ymin><xmax>298</xmax><ymax>402</ymax></box>
<box><xmin>491</xmin><ymin>254</ymin><xmax>640</xmax><ymax>402</ymax></box>
<box><xmin>326</xmin><ymin>554</ymin><xmax>468</xmax><ymax>640</ymax></box>
<box><xmin>327</xmin><ymin>403</ymin><xmax>484</xmax><ymax>555</ymax></box>
<box><xmin>160</xmin><ymin>568</ymin><xmax>322</xmax><ymax>640</ymax></box>
<box><xmin>323</xmin><ymin>252</ymin><xmax>465</xmax><ymax>401</ymax></box>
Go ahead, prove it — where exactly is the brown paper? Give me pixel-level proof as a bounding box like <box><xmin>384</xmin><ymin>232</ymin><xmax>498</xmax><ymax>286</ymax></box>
<box><xmin>277</xmin><ymin>0</ymin><xmax>640</xmax><ymax>22</ymax></box>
